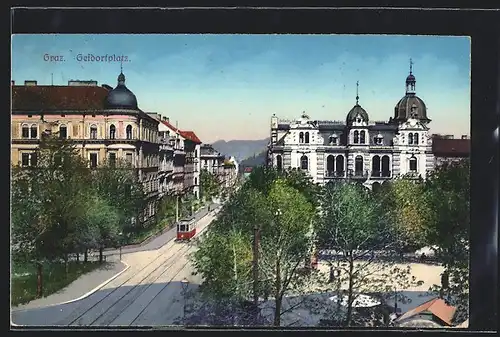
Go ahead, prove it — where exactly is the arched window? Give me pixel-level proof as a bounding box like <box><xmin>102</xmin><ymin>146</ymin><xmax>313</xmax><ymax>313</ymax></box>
<box><xmin>59</xmin><ymin>125</ymin><xmax>67</xmax><ymax>139</ymax></box>
<box><xmin>353</xmin><ymin>130</ymin><xmax>359</xmax><ymax>144</ymax></box>
<box><xmin>335</xmin><ymin>156</ymin><xmax>344</xmax><ymax>175</ymax></box>
<box><xmin>299</xmin><ymin>132</ymin><xmax>304</xmax><ymax>143</ymax></box>
<box><xmin>382</xmin><ymin>155</ymin><xmax>391</xmax><ymax>177</ymax></box>
<box><xmin>90</xmin><ymin>124</ymin><xmax>98</xmax><ymax>139</ymax></box>
<box><xmin>300</xmin><ymin>155</ymin><xmax>308</xmax><ymax>170</ymax></box>
<box><xmin>305</xmin><ymin>132</ymin><xmax>310</xmax><ymax>144</ymax></box>
<box><xmin>409</xmin><ymin>156</ymin><xmax>417</xmax><ymax>172</ymax></box>
<box><xmin>126</xmin><ymin>125</ymin><xmax>132</xmax><ymax>139</ymax></box>
<box><xmin>414</xmin><ymin>133</ymin><xmax>419</xmax><ymax>145</ymax></box>
<box><xmin>355</xmin><ymin>155</ymin><xmax>364</xmax><ymax>175</ymax></box>
<box><xmin>21</xmin><ymin>124</ymin><xmax>29</xmax><ymax>138</ymax></box>
<box><xmin>408</xmin><ymin>133</ymin><xmax>414</xmax><ymax>145</ymax></box>
<box><xmin>30</xmin><ymin>124</ymin><xmax>37</xmax><ymax>138</ymax></box>
<box><xmin>276</xmin><ymin>155</ymin><xmax>283</xmax><ymax>170</ymax></box>
<box><xmin>109</xmin><ymin>124</ymin><xmax>116</xmax><ymax>139</ymax></box>
<box><xmin>371</xmin><ymin>155</ymin><xmax>381</xmax><ymax>177</ymax></box>
<box><xmin>360</xmin><ymin>130</ymin><xmax>366</xmax><ymax>144</ymax></box>
<box><xmin>326</xmin><ymin>155</ymin><xmax>335</xmax><ymax>175</ymax></box>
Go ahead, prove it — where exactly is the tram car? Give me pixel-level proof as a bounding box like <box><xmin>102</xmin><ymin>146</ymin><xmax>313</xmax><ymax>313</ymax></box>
<box><xmin>176</xmin><ymin>217</ymin><xmax>197</xmax><ymax>241</ymax></box>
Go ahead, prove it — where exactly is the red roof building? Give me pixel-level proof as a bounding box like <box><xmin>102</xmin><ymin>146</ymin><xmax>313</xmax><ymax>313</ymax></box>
<box><xmin>179</xmin><ymin>130</ymin><xmax>202</xmax><ymax>144</ymax></box>
<box><xmin>395</xmin><ymin>297</ymin><xmax>457</xmax><ymax>326</ymax></box>
<box><xmin>432</xmin><ymin>138</ymin><xmax>470</xmax><ymax>158</ymax></box>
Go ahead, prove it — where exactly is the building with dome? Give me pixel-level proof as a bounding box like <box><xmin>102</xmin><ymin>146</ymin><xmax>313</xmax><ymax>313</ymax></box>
<box><xmin>267</xmin><ymin>62</ymin><xmax>435</xmax><ymax>188</ymax></box>
<box><xmin>11</xmin><ymin>70</ymin><xmax>161</xmax><ymax>226</ymax></box>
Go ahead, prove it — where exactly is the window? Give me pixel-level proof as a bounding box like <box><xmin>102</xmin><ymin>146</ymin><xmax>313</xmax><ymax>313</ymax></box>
<box><xmin>194</xmin><ymin>177</ymin><xmax>198</xmax><ymax>185</ymax></box>
<box><xmin>355</xmin><ymin>155</ymin><xmax>363</xmax><ymax>174</ymax></box>
<box><xmin>414</xmin><ymin>133</ymin><xmax>419</xmax><ymax>145</ymax></box>
<box><xmin>21</xmin><ymin>153</ymin><xmax>30</xmax><ymax>167</ymax></box>
<box><xmin>276</xmin><ymin>155</ymin><xmax>283</xmax><ymax>170</ymax></box>
<box><xmin>126</xmin><ymin>153</ymin><xmax>133</xmax><ymax>166</ymax></box>
<box><xmin>194</xmin><ymin>150</ymin><xmax>198</xmax><ymax>157</ymax></box>
<box><xmin>126</xmin><ymin>125</ymin><xmax>132</xmax><ymax>139</ymax></box>
<box><xmin>30</xmin><ymin>125</ymin><xmax>37</xmax><ymax>138</ymax></box>
<box><xmin>326</xmin><ymin>155</ymin><xmax>335</xmax><ymax>174</ymax></box>
<box><xmin>353</xmin><ymin>131</ymin><xmax>359</xmax><ymax>144</ymax></box>
<box><xmin>305</xmin><ymin>132</ymin><xmax>310</xmax><ymax>144</ymax></box>
<box><xmin>409</xmin><ymin>133</ymin><xmax>414</xmax><ymax>145</ymax></box>
<box><xmin>22</xmin><ymin>124</ymin><xmax>29</xmax><ymax>138</ymax></box>
<box><xmin>90</xmin><ymin>124</ymin><xmax>98</xmax><ymax>139</ymax></box>
<box><xmin>409</xmin><ymin>156</ymin><xmax>417</xmax><ymax>172</ymax></box>
<box><xmin>300</xmin><ymin>155</ymin><xmax>308</xmax><ymax>170</ymax></box>
<box><xmin>335</xmin><ymin>156</ymin><xmax>344</xmax><ymax>174</ymax></box>
<box><xmin>59</xmin><ymin>125</ymin><xmax>67</xmax><ymax>139</ymax></box>
<box><xmin>371</xmin><ymin>155</ymin><xmax>381</xmax><ymax>176</ymax></box>
<box><xmin>109</xmin><ymin>124</ymin><xmax>116</xmax><ymax>139</ymax></box>
<box><xmin>109</xmin><ymin>152</ymin><xmax>116</xmax><ymax>167</ymax></box>
<box><xmin>298</xmin><ymin>132</ymin><xmax>304</xmax><ymax>144</ymax></box>
<box><xmin>90</xmin><ymin>153</ymin><xmax>98</xmax><ymax>168</ymax></box>
<box><xmin>381</xmin><ymin>155</ymin><xmax>390</xmax><ymax>177</ymax></box>
<box><xmin>360</xmin><ymin>131</ymin><xmax>366</xmax><ymax>144</ymax></box>
<box><xmin>30</xmin><ymin>152</ymin><xmax>37</xmax><ymax>167</ymax></box>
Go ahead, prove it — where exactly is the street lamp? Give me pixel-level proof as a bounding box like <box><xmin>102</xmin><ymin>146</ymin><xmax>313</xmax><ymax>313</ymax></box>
<box><xmin>181</xmin><ymin>277</ymin><xmax>190</xmax><ymax>324</ymax></box>
<box><xmin>118</xmin><ymin>232</ymin><xmax>123</xmax><ymax>261</ymax></box>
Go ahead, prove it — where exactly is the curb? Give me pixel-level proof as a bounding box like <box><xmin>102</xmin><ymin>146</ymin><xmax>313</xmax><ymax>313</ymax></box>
<box><xmin>11</xmin><ymin>261</ymin><xmax>131</xmax><ymax>313</ymax></box>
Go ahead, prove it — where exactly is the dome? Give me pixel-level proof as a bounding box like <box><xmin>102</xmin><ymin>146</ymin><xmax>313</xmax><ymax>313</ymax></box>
<box><xmin>406</xmin><ymin>74</ymin><xmax>416</xmax><ymax>82</ymax></box>
<box><xmin>394</xmin><ymin>94</ymin><xmax>429</xmax><ymax>121</ymax></box>
<box><xmin>346</xmin><ymin>104</ymin><xmax>369</xmax><ymax>123</ymax></box>
<box><xmin>104</xmin><ymin>72</ymin><xmax>138</xmax><ymax>110</ymax></box>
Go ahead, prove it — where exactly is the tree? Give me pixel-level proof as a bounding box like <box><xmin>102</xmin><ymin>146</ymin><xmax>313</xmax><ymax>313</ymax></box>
<box><xmin>424</xmin><ymin>159</ymin><xmax>470</xmax><ymax>322</ymax></box>
<box><xmin>378</xmin><ymin>178</ymin><xmax>433</xmax><ymax>253</ymax></box>
<box><xmin>315</xmin><ymin>182</ymin><xmax>423</xmax><ymax>327</ymax></box>
<box><xmin>91</xmin><ymin>158</ymin><xmax>145</xmax><ymax>234</ymax></box>
<box><xmin>200</xmin><ymin>169</ymin><xmax>221</xmax><ymax>202</ymax></box>
<box><xmin>11</xmin><ymin>136</ymin><xmax>94</xmax><ymax>295</ymax></box>
<box><xmin>259</xmin><ymin>179</ymin><xmax>316</xmax><ymax>326</ymax></box>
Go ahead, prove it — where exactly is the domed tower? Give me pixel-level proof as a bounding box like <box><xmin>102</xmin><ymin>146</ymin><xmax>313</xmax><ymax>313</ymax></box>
<box><xmin>104</xmin><ymin>69</ymin><xmax>138</xmax><ymax>110</ymax></box>
<box><xmin>346</xmin><ymin>81</ymin><xmax>369</xmax><ymax>126</ymax></box>
<box><xmin>393</xmin><ymin>59</ymin><xmax>430</xmax><ymax>124</ymax></box>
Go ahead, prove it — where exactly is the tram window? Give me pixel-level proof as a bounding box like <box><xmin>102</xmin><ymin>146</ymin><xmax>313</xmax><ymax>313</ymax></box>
<box><xmin>180</xmin><ymin>224</ymin><xmax>186</xmax><ymax>232</ymax></box>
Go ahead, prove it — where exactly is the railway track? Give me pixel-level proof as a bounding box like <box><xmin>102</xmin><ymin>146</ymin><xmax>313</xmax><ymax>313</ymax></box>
<box><xmin>56</xmin><ymin>213</ymin><xmax>215</xmax><ymax>326</ymax></box>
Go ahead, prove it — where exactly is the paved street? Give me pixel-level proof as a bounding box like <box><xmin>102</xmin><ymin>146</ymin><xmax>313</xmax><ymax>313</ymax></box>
<box><xmin>11</xmin><ymin>208</ymin><xmax>219</xmax><ymax>327</ymax></box>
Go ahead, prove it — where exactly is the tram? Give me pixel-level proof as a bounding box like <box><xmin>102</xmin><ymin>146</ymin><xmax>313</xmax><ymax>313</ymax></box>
<box><xmin>176</xmin><ymin>217</ymin><xmax>197</xmax><ymax>241</ymax></box>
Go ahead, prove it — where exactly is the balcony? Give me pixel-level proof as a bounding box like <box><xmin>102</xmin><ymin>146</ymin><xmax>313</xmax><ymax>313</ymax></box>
<box><xmin>370</xmin><ymin>170</ymin><xmax>392</xmax><ymax>179</ymax></box>
<box><xmin>325</xmin><ymin>170</ymin><xmax>346</xmax><ymax>178</ymax></box>
<box><xmin>348</xmin><ymin>169</ymin><xmax>369</xmax><ymax>179</ymax></box>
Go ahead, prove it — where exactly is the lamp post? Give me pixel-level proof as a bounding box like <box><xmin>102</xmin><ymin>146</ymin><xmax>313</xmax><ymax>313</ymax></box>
<box><xmin>181</xmin><ymin>277</ymin><xmax>190</xmax><ymax>324</ymax></box>
<box><xmin>118</xmin><ymin>232</ymin><xmax>123</xmax><ymax>261</ymax></box>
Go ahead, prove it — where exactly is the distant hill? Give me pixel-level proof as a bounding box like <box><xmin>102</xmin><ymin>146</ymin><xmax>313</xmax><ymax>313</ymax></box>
<box><xmin>239</xmin><ymin>150</ymin><xmax>267</xmax><ymax>170</ymax></box>
<box><xmin>211</xmin><ymin>138</ymin><xmax>269</xmax><ymax>162</ymax></box>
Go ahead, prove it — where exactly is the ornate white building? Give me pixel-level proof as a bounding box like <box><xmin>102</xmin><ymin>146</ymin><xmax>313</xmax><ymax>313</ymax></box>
<box><xmin>267</xmin><ymin>64</ymin><xmax>435</xmax><ymax>189</ymax></box>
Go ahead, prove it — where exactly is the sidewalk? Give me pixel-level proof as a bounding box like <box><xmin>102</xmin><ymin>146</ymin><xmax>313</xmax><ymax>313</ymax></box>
<box><xmin>12</xmin><ymin>260</ymin><xmax>128</xmax><ymax>311</ymax></box>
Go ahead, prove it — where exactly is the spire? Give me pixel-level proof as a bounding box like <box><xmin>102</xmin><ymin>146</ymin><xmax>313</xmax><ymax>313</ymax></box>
<box><xmin>409</xmin><ymin>58</ymin><xmax>413</xmax><ymax>75</ymax></box>
<box><xmin>117</xmin><ymin>61</ymin><xmax>125</xmax><ymax>85</ymax></box>
<box><xmin>356</xmin><ymin>81</ymin><xmax>359</xmax><ymax>105</ymax></box>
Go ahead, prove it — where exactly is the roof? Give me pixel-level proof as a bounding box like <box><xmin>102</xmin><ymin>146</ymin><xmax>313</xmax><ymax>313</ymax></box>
<box><xmin>12</xmin><ymin>85</ymin><xmax>110</xmax><ymax>111</ymax></box>
<box><xmin>179</xmin><ymin>130</ymin><xmax>202</xmax><ymax>144</ymax></box>
<box><xmin>161</xmin><ymin>119</ymin><xmax>179</xmax><ymax>133</ymax></box>
<box><xmin>432</xmin><ymin>138</ymin><xmax>470</xmax><ymax>157</ymax></box>
<box><xmin>244</xmin><ymin>167</ymin><xmax>253</xmax><ymax>172</ymax></box>
<box><xmin>396</xmin><ymin>298</ymin><xmax>456</xmax><ymax>326</ymax></box>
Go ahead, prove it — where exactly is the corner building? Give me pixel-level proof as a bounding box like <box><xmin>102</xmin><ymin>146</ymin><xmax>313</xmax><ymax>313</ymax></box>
<box><xmin>268</xmin><ymin>66</ymin><xmax>435</xmax><ymax>189</ymax></box>
<box><xmin>11</xmin><ymin>72</ymin><xmax>160</xmax><ymax>225</ymax></box>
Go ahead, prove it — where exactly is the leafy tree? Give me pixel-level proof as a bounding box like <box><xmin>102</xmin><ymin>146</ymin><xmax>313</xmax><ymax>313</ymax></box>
<box><xmin>91</xmin><ymin>158</ymin><xmax>145</xmax><ymax>234</ymax></box>
<box><xmin>157</xmin><ymin>193</ymin><xmax>178</xmax><ymax>223</ymax></box>
<box><xmin>315</xmin><ymin>182</ymin><xmax>423</xmax><ymax>327</ymax></box>
<box><xmin>424</xmin><ymin>159</ymin><xmax>470</xmax><ymax>322</ymax></box>
<box><xmin>259</xmin><ymin>179</ymin><xmax>316</xmax><ymax>326</ymax></box>
<box><xmin>377</xmin><ymin>178</ymin><xmax>433</xmax><ymax>253</ymax></box>
<box><xmin>200</xmin><ymin>169</ymin><xmax>221</xmax><ymax>202</ymax></box>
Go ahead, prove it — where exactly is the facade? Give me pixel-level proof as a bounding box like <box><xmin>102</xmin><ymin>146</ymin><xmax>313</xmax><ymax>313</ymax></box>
<box><xmin>180</xmin><ymin>131</ymin><xmax>202</xmax><ymax>198</ymax></box>
<box><xmin>159</xmin><ymin>119</ymin><xmax>186</xmax><ymax>196</ymax></box>
<box><xmin>156</xmin><ymin>116</ymin><xmax>175</xmax><ymax>197</ymax></box>
<box><xmin>222</xmin><ymin>156</ymin><xmax>239</xmax><ymax>188</ymax></box>
<box><xmin>11</xmin><ymin>73</ymin><xmax>160</xmax><ymax>225</ymax></box>
<box><xmin>267</xmin><ymin>65</ymin><xmax>435</xmax><ymax>188</ymax></box>
<box><xmin>200</xmin><ymin>144</ymin><xmax>225</xmax><ymax>175</ymax></box>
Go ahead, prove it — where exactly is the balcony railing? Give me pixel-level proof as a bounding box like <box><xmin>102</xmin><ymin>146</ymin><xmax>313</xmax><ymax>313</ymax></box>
<box><xmin>370</xmin><ymin>170</ymin><xmax>392</xmax><ymax>178</ymax></box>
<box><xmin>325</xmin><ymin>170</ymin><xmax>345</xmax><ymax>178</ymax></box>
<box><xmin>348</xmin><ymin>169</ymin><xmax>369</xmax><ymax>179</ymax></box>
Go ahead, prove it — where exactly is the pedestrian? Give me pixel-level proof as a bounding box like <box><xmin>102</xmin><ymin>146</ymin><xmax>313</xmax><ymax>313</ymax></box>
<box><xmin>420</xmin><ymin>252</ymin><xmax>426</xmax><ymax>262</ymax></box>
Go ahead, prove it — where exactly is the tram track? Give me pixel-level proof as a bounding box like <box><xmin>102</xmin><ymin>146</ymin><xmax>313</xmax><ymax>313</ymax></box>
<box><xmin>60</xmin><ymin>213</ymin><xmax>215</xmax><ymax>326</ymax></box>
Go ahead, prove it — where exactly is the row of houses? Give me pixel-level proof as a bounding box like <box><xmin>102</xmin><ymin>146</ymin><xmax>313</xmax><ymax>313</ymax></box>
<box><xmin>10</xmin><ymin>73</ymin><xmax>239</xmax><ymax>225</ymax></box>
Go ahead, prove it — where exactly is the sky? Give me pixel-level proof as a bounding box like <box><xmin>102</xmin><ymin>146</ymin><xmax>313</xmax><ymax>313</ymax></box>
<box><xmin>11</xmin><ymin>34</ymin><xmax>470</xmax><ymax>143</ymax></box>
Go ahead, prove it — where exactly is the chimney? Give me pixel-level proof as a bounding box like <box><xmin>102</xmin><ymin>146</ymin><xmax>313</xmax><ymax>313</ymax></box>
<box><xmin>25</xmin><ymin>80</ymin><xmax>37</xmax><ymax>86</ymax></box>
<box><xmin>68</xmin><ymin>80</ymin><xmax>98</xmax><ymax>86</ymax></box>
<box><xmin>163</xmin><ymin>116</ymin><xmax>170</xmax><ymax>123</ymax></box>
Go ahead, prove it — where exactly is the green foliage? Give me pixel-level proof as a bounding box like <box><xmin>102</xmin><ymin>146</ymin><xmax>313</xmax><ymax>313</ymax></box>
<box><xmin>424</xmin><ymin>159</ymin><xmax>470</xmax><ymax>322</ymax></box>
<box><xmin>200</xmin><ymin>169</ymin><xmax>220</xmax><ymax>201</ymax></box>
